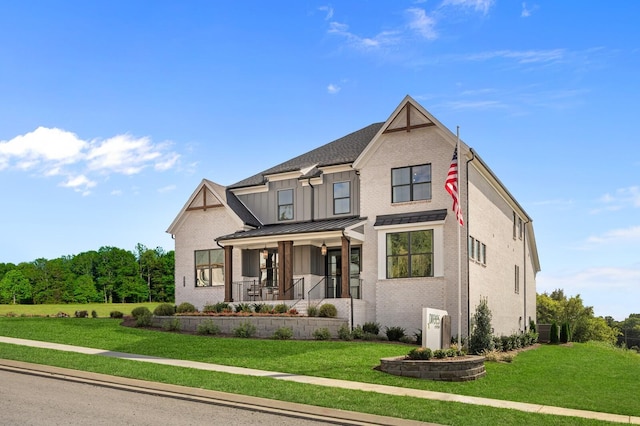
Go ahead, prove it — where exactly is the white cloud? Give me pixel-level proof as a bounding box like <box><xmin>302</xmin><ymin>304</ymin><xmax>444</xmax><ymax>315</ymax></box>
<box><xmin>593</xmin><ymin>186</ymin><xmax>640</xmax><ymax>213</ymax></box>
<box><xmin>328</xmin><ymin>21</ymin><xmax>400</xmax><ymax>50</ymax></box>
<box><xmin>521</xmin><ymin>2</ymin><xmax>539</xmax><ymax>18</ymax></box>
<box><xmin>406</xmin><ymin>8</ymin><xmax>438</xmax><ymax>40</ymax></box>
<box><xmin>318</xmin><ymin>5</ymin><xmax>333</xmax><ymax>20</ymax></box>
<box><xmin>586</xmin><ymin>226</ymin><xmax>640</xmax><ymax>245</ymax></box>
<box><xmin>465</xmin><ymin>49</ymin><xmax>566</xmax><ymax>64</ymax></box>
<box><xmin>442</xmin><ymin>100</ymin><xmax>506</xmax><ymax>110</ymax></box>
<box><xmin>0</xmin><ymin>127</ymin><xmax>180</xmax><ymax>193</ymax></box>
<box><xmin>158</xmin><ymin>185</ymin><xmax>176</xmax><ymax>193</ymax></box>
<box><xmin>440</xmin><ymin>0</ymin><xmax>495</xmax><ymax>15</ymax></box>
<box><xmin>327</xmin><ymin>83</ymin><xmax>341</xmax><ymax>94</ymax></box>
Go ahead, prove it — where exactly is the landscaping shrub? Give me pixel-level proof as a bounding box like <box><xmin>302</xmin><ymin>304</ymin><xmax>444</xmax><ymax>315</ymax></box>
<box><xmin>433</xmin><ymin>349</ymin><xmax>447</xmax><ymax>359</ymax></box>
<box><xmin>154</xmin><ymin>303</ymin><xmax>175</xmax><ymax>316</ymax></box>
<box><xmin>407</xmin><ymin>347</ymin><xmax>432</xmax><ymax>360</ymax></box>
<box><xmin>234</xmin><ymin>303</ymin><xmax>253</xmax><ymax>313</ymax></box>
<box><xmin>362</xmin><ymin>322</ymin><xmax>380</xmax><ymax>335</ymax></box>
<box><xmin>74</xmin><ymin>310</ymin><xmax>88</xmax><ymax>318</ymax></box>
<box><xmin>91</xmin><ymin>310</ymin><xmax>98</xmax><ymax>318</ymax></box>
<box><xmin>273</xmin><ymin>303</ymin><xmax>289</xmax><ymax>314</ymax></box>
<box><xmin>233</xmin><ymin>321</ymin><xmax>257</xmax><ymax>338</ymax></box>
<box><xmin>109</xmin><ymin>310</ymin><xmax>123</xmax><ymax>319</ymax></box>
<box><xmin>318</xmin><ymin>303</ymin><xmax>337</xmax><ymax>318</ymax></box>
<box><xmin>272</xmin><ymin>327</ymin><xmax>294</xmax><ymax>340</ymax></box>
<box><xmin>196</xmin><ymin>319</ymin><xmax>220</xmax><ymax>335</ymax></box>
<box><xmin>251</xmin><ymin>303</ymin><xmax>267</xmax><ymax>313</ymax></box>
<box><xmin>560</xmin><ymin>322</ymin><xmax>571</xmax><ymax>343</ymax></box>
<box><xmin>550</xmin><ymin>322</ymin><xmax>560</xmax><ymax>344</ymax></box>
<box><xmin>176</xmin><ymin>302</ymin><xmax>197</xmax><ymax>314</ymax></box>
<box><xmin>338</xmin><ymin>324</ymin><xmax>352</xmax><ymax>341</ymax></box>
<box><xmin>385</xmin><ymin>326</ymin><xmax>405</xmax><ymax>342</ymax></box>
<box><xmin>259</xmin><ymin>304</ymin><xmax>273</xmax><ymax>314</ymax></box>
<box><xmin>469</xmin><ymin>297</ymin><xmax>493</xmax><ymax>355</ymax></box>
<box><xmin>399</xmin><ymin>335</ymin><xmax>415</xmax><ymax>344</ymax></box>
<box><xmin>306</xmin><ymin>305</ymin><xmax>319</xmax><ymax>317</ymax></box>
<box><xmin>351</xmin><ymin>325</ymin><xmax>364</xmax><ymax>340</ymax></box>
<box><xmin>414</xmin><ymin>330</ymin><xmax>423</xmax><ymax>345</ymax></box>
<box><xmin>445</xmin><ymin>348</ymin><xmax>458</xmax><ymax>357</ymax></box>
<box><xmin>362</xmin><ymin>332</ymin><xmax>379</xmax><ymax>341</ymax></box>
<box><xmin>164</xmin><ymin>318</ymin><xmax>181</xmax><ymax>331</ymax></box>
<box><xmin>203</xmin><ymin>302</ymin><xmax>229</xmax><ymax>313</ymax></box>
<box><xmin>135</xmin><ymin>312</ymin><xmax>152</xmax><ymax>327</ymax></box>
<box><xmin>529</xmin><ymin>319</ymin><xmax>537</xmax><ymax>333</ymax></box>
<box><xmin>312</xmin><ymin>328</ymin><xmax>331</xmax><ymax>340</ymax></box>
<box><xmin>131</xmin><ymin>306</ymin><xmax>152</xmax><ymax>319</ymax></box>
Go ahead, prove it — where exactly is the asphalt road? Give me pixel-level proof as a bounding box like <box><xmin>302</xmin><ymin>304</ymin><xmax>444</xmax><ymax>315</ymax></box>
<box><xmin>0</xmin><ymin>369</ymin><xmax>340</xmax><ymax>426</ymax></box>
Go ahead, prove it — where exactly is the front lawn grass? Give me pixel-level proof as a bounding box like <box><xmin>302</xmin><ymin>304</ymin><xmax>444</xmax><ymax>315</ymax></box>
<box><xmin>0</xmin><ymin>317</ymin><xmax>638</xmax><ymax>421</ymax></box>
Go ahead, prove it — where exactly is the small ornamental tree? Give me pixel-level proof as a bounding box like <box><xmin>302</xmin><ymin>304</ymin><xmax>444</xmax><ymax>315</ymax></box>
<box><xmin>550</xmin><ymin>321</ymin><xmax>560</xmax><ymax>344</ymax></box>
<box><xmin>560</xmin><ymin>322</ymin><xmax>571</xmax><ymax>343</ymax></box>
<box><xmin>469</xmin><ymin>297</ymin><xmax>493</xmax><ymax>355</ymax></box>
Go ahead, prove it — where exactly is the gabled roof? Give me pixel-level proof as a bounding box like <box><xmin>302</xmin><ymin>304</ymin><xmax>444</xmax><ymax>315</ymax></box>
<box><xmin>229</xmin><ymin>123</ymin><xmax>384</xmax><ymax>189</ymax></box>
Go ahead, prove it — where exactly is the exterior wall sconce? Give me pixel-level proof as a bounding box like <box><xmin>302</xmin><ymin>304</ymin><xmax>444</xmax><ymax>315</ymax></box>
<box><xmin>262</xmin><ymin>246</ymin><xmax>268</xmax><ymax>259</ymax></box>
<box><xmin>321</xmin><ymin>242</ymin><xmax>327</xmax><ymax>256</ymax></box>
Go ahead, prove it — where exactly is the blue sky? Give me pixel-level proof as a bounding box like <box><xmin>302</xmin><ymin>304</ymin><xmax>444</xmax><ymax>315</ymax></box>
<box><xmin>0</xmin><ymin>1</ymin><xmax>638</xmax><ymax>320</ymax></box>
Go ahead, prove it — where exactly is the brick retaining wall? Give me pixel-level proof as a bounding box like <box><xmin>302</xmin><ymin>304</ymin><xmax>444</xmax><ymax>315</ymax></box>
<box><xmin>152</xmin><ymin>316</ymin><xmax>348</xmax><ymax>340</ymax></box>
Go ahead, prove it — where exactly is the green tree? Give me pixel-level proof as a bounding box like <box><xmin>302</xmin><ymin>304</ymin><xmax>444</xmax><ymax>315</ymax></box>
<box><xmin>469</xmin><ymin>297</ymin><xmax>493</xmax><ymax>355</ymax></box>
<box><xmin>73</xmin><ymin>275</ymin><xmax>99</xmax><ymax>303</ymax></box>
<box><xmin>0</xmin><ymin>269</ymin><xmax>32</xmax><ymax>304</ymax></box>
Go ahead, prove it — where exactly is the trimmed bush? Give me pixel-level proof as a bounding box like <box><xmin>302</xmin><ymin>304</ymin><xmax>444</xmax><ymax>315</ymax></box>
<box><xmin>273</xmin><ymin>303</ymin><xmax>289</xmax><ymax>314</ymax></box>
<box><xmin>550</xmin><ymin>322</ymin><xmax>560</xmax><ymax>344</ymax></box>
<box><xmin>109</xmin><ymin>310</ymin><xmax>123</xmax><ymax>319</ymax></box>
<box><xmin>312</xmin><ymin>328</ymin><xmax>331</xmax><ymax>340</ymax></box>
<box><xmin>272</xmin><ymin>327</ymin><xmax>294</xmax><ymax>340</ymax></box>
<box><xmin>154</xmin><ymin>303</ymin><xmax>175</xmax><ymax>316</ymax></box>
<box><xmin>196</xmin><ymin>319</ymin><xmax>220</xmax><ymax>335</ymax></box>
<box><xmin>176</xmin><ymin>302</ymin><xmax>197</xmax><ymax>314</ymax></box>
<box><xmin>385</xmin><ymin>326</ymin><xmax>405</xmax><ymax>342</ymax></box>
<box><xmin>306</xmin><ymin>305</ymin><xmax>319</xmax><ymax>317</ymax></box>
<box><xmin>399</xmin><ymin>335</ymin><xmax>415</xmax><ymax>344</ymax></box>
<box><xmin>318</xmin><ymin>303</ymin><xmax>337</xmax><ymax>318</ymax></box>
<box><xmin>233</xmin><ymin>321</ymin><xmax>257</xmax><ymax>338</ymax></box>
<box><xmin>560</xmin><ymin>322</ymin><xmax>571</xmax><ymax>343</ymax></box>
<box><xmin>91</xmin><ymin>310</ymin><xmax>98</xmax><ymax>318</ymax></box>
<box><xmin>258</xmin><ymin>304</ymin><xmax>273</xmax><ymax>314</ymax></box>
<box><xmin>74</xmin><ymin>310</ymin><xmax>88</xmax><ymax>318</ymax></box>
<box><xmin>203</xmin><ymin>302</ymin><xmax>229</xmax><ymax>313</ymax></box>
<box><xmin>362</xmin><ymin>322</ymin><xmax>380</xmax><ymax>335</ymax></box>
<box><xmin>433</xmin><ymin>349</ymin><xmax>447</xmax><ymax>359</ymax></box>
<box><xmin>351</xmin><ymin>325</ymin><xmax>364</xmax><ymax>340</ymax></box>
<box><xmin>164</xmin><ymin>318</ymin><xmax>181</xmax><ymax>331</ymax></box>
<box><xmin>135</xmin><ymin>312</ymin><xmax>152</xmax><ymax>327</ymax></box>
<box><xmin>131</xmin><ymin>306</ymin><xmax>152</xmax><ymax>319</ymax></box>
<box><xmin>407</xmin><ymin>347</ymin><xmax>432</xmax><ymax>360</ymax></box>
<box><xmin>338</xmin><ymin>324</ymin><xmax>353</xmax><ymax>341</ymax></box>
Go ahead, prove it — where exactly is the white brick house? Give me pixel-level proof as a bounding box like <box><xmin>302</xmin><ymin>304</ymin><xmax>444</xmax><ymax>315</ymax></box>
<box><xmin>167</xmin><ymin>96</ymin><xmax>540</xmax><ymax>338</ymax></box>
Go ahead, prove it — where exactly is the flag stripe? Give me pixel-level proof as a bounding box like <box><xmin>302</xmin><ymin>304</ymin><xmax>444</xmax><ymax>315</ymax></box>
<box><xmin>445</xmin><ymin>148</ymin><xmax>464</xmax><ymax>226</ymax></box>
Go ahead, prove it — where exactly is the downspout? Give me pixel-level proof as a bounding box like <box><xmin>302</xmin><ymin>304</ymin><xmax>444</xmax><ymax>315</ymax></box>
<box><xmin>523</xmin><ymin>219</ymin><xmax>529</xmax><ymax>332</ymax></box>
<box><xmin>465</xmin><ymin>148</ymin><xmax>476</xmax><ymax>341</ymax></box>
<box><xmin>308</xmin><ymin>177</ymin><xmax>315</xmax><ymax>222</ymax></box>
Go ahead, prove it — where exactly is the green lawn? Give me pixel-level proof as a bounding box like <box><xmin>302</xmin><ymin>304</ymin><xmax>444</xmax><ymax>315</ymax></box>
<box><xmin>1</xmin><ymin>317</ymin><xmax>638</xmax><ymax>425</ymax></box>
<box><xmin>0</xmin><ymin>302</ymin><xmax>162</xmax><ymax>318</ymax></box>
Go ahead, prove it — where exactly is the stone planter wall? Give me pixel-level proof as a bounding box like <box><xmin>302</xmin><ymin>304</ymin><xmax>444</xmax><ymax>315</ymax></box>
<box><xmin>379</xmin><ymin>355</ymin><xmax>486</xmax><ymax>382</ymax></box>
<box><xmin>152</xmin><ymin>315</ymin><xmax>348</xmax><ymax>340</ymax></box>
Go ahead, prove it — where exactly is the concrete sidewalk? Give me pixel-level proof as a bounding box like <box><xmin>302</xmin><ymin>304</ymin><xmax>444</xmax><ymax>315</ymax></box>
<box><xmin>1</xmin><ymin>336</ymin><xmax>638</xmax><ymax>424</ymax></box>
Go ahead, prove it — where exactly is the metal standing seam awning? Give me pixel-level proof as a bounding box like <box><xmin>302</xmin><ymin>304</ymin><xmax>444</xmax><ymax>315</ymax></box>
<box><xmin>215</xmin><ymin>216</ymin><xmax>368</xmax><ymax>249</ymax></box>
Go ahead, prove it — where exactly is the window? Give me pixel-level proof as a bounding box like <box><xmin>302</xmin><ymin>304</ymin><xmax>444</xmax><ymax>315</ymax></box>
<box><xmin>480</xmin><ymin>243</ymin><xmax>487</xmax><ymax>265</ymax></box>
<box><xmin>333</xmin><ymin>181</ymin><xmax>350</xmax><ymax>215</ymax></box>
<box><xmin>514</xmin><ymin>265</ymin><xmax>520</xmax><ymax>294</ymax></box>
<box><xmin>518</xmin><ymin>218</ymin><xmax>524</xmax><ymax>240</ymax></box>
<box><xmin>386</xmin><ymin>230</ymin><xmax>433</xmax><ymax>278</ymax></box>
<box><xmin>513</xmin><ymin>211</ymin><xmax>517</xmax><ymax>239</ymax></box>
<box><xmin>195</xmin><ymin>249</ymin><xmax>224</xmax><ymax>287</ymax></box>
<box><xmin>468</xmin><ymin>236</ymin><xmax>476</xmax><ymax>260</ymax></box>
<box><xmin>278</xmin><ymin>189</ymin><xmax>293</xmax><ymax>221</ymax></box>
<box><xmin>391</xmin><ymin>164</ymin><xmax>431</xmax><ymax>203</ymax></box>
<box><xmin>469</xmin><ymin>236</ymin><xmax>487</xmax><ymax>265</ymax></box>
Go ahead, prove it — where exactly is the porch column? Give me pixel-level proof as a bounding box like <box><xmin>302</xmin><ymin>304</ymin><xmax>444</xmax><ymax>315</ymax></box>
<box><xmin>341</xmin><ymin>236</ymin><xmax>350</xmax><ymax>298</ymax></box>
<box><xmin>277</xmin><ymin>241</ymin><xmax>293</xmax><ymax>300</ymax></box>
<box><xmin>224</xmin><ymin>245</ymin><xmax>233</xmax><ymax>302</ymax></box>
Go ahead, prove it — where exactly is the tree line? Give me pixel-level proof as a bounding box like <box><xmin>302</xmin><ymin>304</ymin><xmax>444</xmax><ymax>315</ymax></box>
<box><xmin>537</xmin><ymin>288</ymin><xmax>639</xmax><ymax>349</ymax></box>
<box><xmin>0</xmin><ymin>244</ymin><xmax>174</xmax><ymax>304</ymax></box>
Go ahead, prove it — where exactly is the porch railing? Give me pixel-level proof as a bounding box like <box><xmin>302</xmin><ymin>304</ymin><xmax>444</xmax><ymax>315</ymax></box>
<box><xmin>232</xmin><ymin>278</ymin><xmax>305</xmax><ymax>303</ymax></box>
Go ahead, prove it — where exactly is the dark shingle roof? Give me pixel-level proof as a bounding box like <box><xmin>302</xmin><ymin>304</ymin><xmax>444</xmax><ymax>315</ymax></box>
<box><xmin>229</xmin><ymin>122</ymin><xmax>384</xmax><ymax>189</ymax></box>
<box><xmin>225</xmin><ymin>190</ymin><xmax>261</xmax><ymax>228</ymax></box>
<box><xmin>374</xmin><ymin>209</ymin><xmax>447</xmax><ymax>227</ymax></box>
<box><xmin>217</xmin><ymin>216</ymin><xmax>366</xmax><ymax>242</ymax></box>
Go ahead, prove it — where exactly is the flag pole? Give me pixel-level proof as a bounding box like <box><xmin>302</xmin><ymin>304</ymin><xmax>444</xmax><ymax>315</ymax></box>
<box><xmin>456</xmin><ymin>126</ymin><xmax>462</xmax><ymax>348</ymax></box>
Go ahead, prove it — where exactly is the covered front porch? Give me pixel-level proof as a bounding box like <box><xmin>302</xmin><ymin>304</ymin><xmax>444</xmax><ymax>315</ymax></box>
<box><xmin>215</xmin><ymin>216</ymin><xmax>366</xmax><ymax>305</ymax></box>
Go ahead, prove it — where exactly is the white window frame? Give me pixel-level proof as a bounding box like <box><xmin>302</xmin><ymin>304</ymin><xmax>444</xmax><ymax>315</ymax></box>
<box><xmin>375</xmin><ymin>221</ymin><xmax>444</xmax><ymax>280</ymax></box>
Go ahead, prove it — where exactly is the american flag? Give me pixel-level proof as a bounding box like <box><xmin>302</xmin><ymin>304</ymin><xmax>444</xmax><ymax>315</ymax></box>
<box><xmin>445</xmin><ymin>148</ymin><xmax>464</xmax><ymax>226</ymax></box>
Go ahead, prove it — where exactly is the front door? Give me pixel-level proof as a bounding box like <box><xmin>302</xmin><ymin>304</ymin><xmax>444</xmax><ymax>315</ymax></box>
<box><xmin>326</xmin><ymin>249</ymin><xmax>341</xmax><ymax>298</ymax></box>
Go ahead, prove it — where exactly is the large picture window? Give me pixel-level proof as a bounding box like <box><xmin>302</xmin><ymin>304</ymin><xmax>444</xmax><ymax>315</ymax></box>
<box><xmin>278</xmin><ymin>189</ymin><xmax>294</xmax><ymax>221</ymax></box>
<box><xmin>195</xmin><ymin>249</ymin><xmax>224</xmax><ymax>287</ymax></box>
<box><xmin>391</xmin><ymin>164</ymin><xmax>431</xmax><ymax>203</ymax></box>
<box><xmin>333</xmin><ymin>181</ymin><xmax>350</xmax><ymax>215</ymax></box>
<box><xmin>386</xmin><ymin>230</ymin><xmax>433</xmax><ymax>278</ymax></box>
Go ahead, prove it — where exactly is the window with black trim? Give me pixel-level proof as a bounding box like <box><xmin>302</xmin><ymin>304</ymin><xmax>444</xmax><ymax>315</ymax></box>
<box><xmin>333</xmin><ymin>181</ymin><xmax>350</xmax><ymax>215</ymax></box>
<box><xmin>469</xmin><ymin>236</ymin><xmax>487</xmax><ymax>265</ymax></box>
<box><xmin>391</xmin><ymin>164</ymin><xmax>431</xmax><ymax>203</ymax></box>
<box><xmin>195</xmin><ymin>249</ymin><xmax>224</xmax><ymax>287</ymax></box>
<box><xmin>278</xmin><ymin>189</ymin><xmax>293</xmax><ymax>221</ymax></box>
<box><xmin>386</xmin><ymin>230</ymin><xmax>433</xmax><ymax>278</ymax></box>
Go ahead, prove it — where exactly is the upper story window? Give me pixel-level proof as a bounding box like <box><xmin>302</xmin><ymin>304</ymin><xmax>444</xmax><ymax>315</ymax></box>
<box><xmin>333</xmin><ymin>181</ymin><xmax>351</xmax><ymax>215</ymax></box>
<box><xmin>469</xmin><ymin>236</ymin><xmax>487</xmax><ymax>265</ymax></box>
<box><xmin>278</xmin><ymin>189</ymin><xmax>294</xmax><ymax>221</ymax></box>
<box><xmin>391</xmin><ymin>164</ymin><xmax>431</xmax><ymax>203</ymax></box>
<box><xmin>386</xmin><ymin>230</ymin><xmax>433</xmax><ymax>278</ymax></box>
<box><xmin>195</xmin><ymin>249</ymin><xmax>224</xmax><ymax>287</ymax></box>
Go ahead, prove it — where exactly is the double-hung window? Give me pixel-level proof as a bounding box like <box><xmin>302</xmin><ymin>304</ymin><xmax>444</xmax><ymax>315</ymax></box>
<box><xmin>386</xmin><ymin>230</ymin><xmax>434</xmax><ymax>278</ymax></box>
<box><xmin>195</xmin><ymin>249</ymin><xmax>224</xmax><ymax>287</ymax></box>
<box><xmin>391</xmin><ymin>164</ymin><xmax>431</xmax><ymax>203</ymax></box>
<box><xmin>333</xmin><ymin>182</ymin><xmax>350</xmax><ymax>215</ymax></box>
<box><xmin>278</xmin><ymin>189</ymin><xmax>294</xmax><ymax>221</ymax></box>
